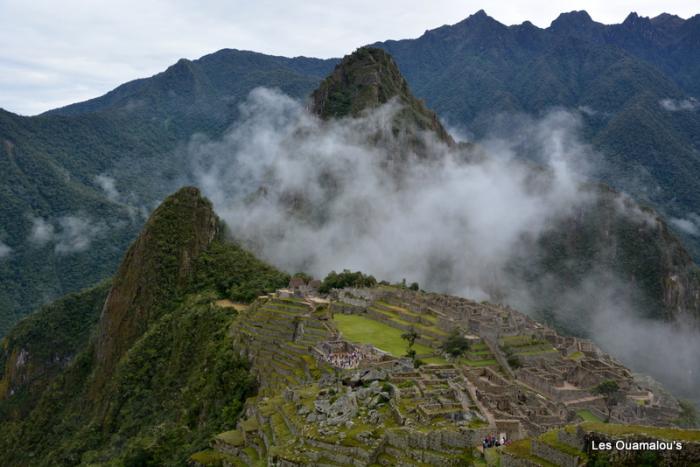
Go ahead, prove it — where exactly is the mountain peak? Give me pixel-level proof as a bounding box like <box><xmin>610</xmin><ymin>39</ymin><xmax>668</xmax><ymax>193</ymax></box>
<box><xmin>550</xmin><ymin>10</ymin><xmax>594</xmax><ymax>28</ymax></box>
<box><xmin>310</xmin><ymin>47</ymin><xmax>454</xmax><ymax>146</ymax></box>
<box><xmin>92</xmin><ymin>186</ymin><xmax>219</xmax><ymax>390</ymax></box>
<box><xmin>311</xmin><ymin>47</ymin><xmax>408</xmax><ymax>119</ymax></box>
<box><xmin>650</xmin><ymin>12</ymin><xmax>686</xmax><ymax>31</ymax></box>
<box><xmin>469</xmin><ymin>9</ymin><xmax>490</xmax><ymax>20</ymax></box>
<box><xmin>622</xmin><ymin>11</ymin><xmax>651</xmax><ymax>27</ymax></box>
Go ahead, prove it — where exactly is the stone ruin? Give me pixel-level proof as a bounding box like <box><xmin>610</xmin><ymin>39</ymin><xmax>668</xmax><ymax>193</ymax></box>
<box><xmin>200</xmin><ymin>284</ymin><xmax>687</xmax><ymax>466</ymax></box>
<box><xmin>313</xmin><ymin>340</ymin><xmax>386</xmax><ymax>369</ymax></box>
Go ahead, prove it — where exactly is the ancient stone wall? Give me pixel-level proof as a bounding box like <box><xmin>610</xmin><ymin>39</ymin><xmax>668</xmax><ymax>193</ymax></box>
<box><xmin>531</xmin><ymin>440</ymin><xmax>580</xmax><ymax>467</ymax></box>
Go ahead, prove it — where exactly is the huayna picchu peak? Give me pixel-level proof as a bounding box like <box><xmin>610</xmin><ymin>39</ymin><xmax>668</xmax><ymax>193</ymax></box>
<box><xmin>311</xmin><ymin>47</ymin><xmax>454</xmax><ymax>147</ymax></box>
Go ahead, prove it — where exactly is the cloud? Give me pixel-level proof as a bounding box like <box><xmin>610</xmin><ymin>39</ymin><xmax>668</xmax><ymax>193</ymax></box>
<box><xmin>29</xmin><ymin>217</ymin><xmax>55</xmax><ymax>246</ymax></box>
<box><xmin>187</xmin><ymin>87</ymin><xmax>700</xmax><ymax>399</ymax></box>
<box><xmin>190</xmin><ymin>88</ymin><xmax>588</xmax><ymax>299</ymax></box>
<box><xmin>671</xmin><ymin>214</ymin><xmax>700</xmax><ymax>236</ymax></box>
<box><xmin>659</xmin><ymin>97</ymin><xmax>700</xmax><ymax>112</ymax></box>
<box><xmin>54</xmin><ymin>215</ymin><xmax>106</xmax><ymax>254</ymax></box>
<box><xmin>28</xmin><ymin>215</ymin><xmax>106</xmax><ymax>254</ymax></box>
<box><xmin>0</xmin><ymin>241</ymin><xmax>11</xmax><ymax>259</ymax></box>
<box><xmin>94</xmin><ymin>174</ymin><xmax>120</xmax><ymax>202</ymax></box>
<box><xmin>577</xmin><ymin>105</ymin><xmax>597</xmax><ymax>116</ymax></box>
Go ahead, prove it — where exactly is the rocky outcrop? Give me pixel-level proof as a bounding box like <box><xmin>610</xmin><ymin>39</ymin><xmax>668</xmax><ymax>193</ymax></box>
<box><xmin>0</xmin><ymin>282</ymin><xmax>109</xmax><ymax>414</ymax></box>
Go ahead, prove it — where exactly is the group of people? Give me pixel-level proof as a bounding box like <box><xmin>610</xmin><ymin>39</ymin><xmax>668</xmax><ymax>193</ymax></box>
<box><xmin>325</xmin><ymin>351</ymin><xmax>363</xmax><ymax>369</ymax></box>
<box><xmin>482</xmin><ymin>433</ymin><xmax>507</xmax><ymax>449</ymax></box>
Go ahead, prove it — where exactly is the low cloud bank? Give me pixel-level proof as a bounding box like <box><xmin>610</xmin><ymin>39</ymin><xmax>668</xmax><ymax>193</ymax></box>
<box><xmin>0</xmin><ymin>241</ymin><xmax>11</xmax><ymax>259</ymax></box>
<box><xmin>29</xmin><ymin>215</ymin><xmax>106</xmax><ymax>254</ymax></box>
<box><xmin>189</xmin><ymin>88</ymin><xmax>700</xmax><ymax>399</ymax></box>
<box><xmin>660</xmin><ymin>97</ymin><xmax>699</xmax><ymax>112</ymax></box>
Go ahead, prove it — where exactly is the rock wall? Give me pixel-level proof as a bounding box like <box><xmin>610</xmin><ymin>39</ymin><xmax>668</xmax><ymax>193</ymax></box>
<box><xmin>531</xmin><ymin>439</ymin><xmax>580</xmax><ymax>467</ymax></box>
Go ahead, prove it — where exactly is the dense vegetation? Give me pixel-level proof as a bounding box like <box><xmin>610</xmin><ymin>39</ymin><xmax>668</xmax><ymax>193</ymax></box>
<box><xmin>3</xmin><ymin>12</ymin><xmax>700</xmax><ymax>339</ymax></box>
<box><xmin>439</xmin><ymin>329</ymin><xmax>471</xmax><ymax>357</ymax></box>
<box><xmin>319</xmin><ymin>269</ymin><xmax>377</xmax><ymax>293</ymax></box>
<box><xmin>0</xmin><ymin>189</ymin><xmax>289</xmax><ymax>465</ymax></box>
<box><xmin>0</xmin><ymin>281</ymin><xmax>110</xmax><ymax>418</ymax></box>
<box><xmin>192</xmin><ymin>239</ymin><xmax>289</xmax><ymax>302</ymax></box>
<box><xmin>373</xmin><ymin>11</ymin><xmax>700</xmax><ymax>258</ymax></box>
<box><xmin>0</xmin><ymin>50</ymin><xmax>335</xmax><ymax>338</ymax></box>
<box><xmin>311</xmin><ymin>47</ymin><xmax>453</xmax><ymax>147</ymax></box>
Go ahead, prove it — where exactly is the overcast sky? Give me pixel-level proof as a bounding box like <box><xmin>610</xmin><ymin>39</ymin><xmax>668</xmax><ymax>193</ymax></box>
<box><xmin>1</xmin><ymin>0</ymin><xmax>696</xmax><ymax>116</ymax></box>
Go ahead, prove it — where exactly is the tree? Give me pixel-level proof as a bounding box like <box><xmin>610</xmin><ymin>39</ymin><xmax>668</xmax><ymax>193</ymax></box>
<box><xmin>440</xmin><ymin>329</ymin><xmax>470</xmax><ymax>357</ymax></box>
<box><xmin>675</xmin><ymin>399</ymin><xmax>699</xmax><ymax>428</ymax></box>
<box><xmin>318</xmin><ymin>269</ymin><xmax>377</xmax><ymax>294</ymax></box>
<box><xmin>409</xmin><ymin>282</ymin><xmax>419</xmax><ymax>291</ymax></box>
<box><xmin>401</xmin><ymin>327</ymin><xmax>419</xmax><ymax>365</ymax></box>
<box><xmin>401</xmin><ymin>327</ymin><xmax>418</xmax><ymax>348</ymax></box>
<box><xmin>593</xmin><ymin>380</ymin><xmax>623</xmax><ymax>422</ymax></box>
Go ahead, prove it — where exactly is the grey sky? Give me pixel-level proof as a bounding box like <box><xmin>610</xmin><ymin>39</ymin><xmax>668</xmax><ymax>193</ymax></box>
<box><xmin>1</xmin><ymin>0</ymin><xmax>696</xmax><ymax>116</ymax></box>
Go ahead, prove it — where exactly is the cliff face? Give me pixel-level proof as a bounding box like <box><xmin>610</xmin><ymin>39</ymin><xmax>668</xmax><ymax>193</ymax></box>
<box><xmin>93</xmin><ymin>186</ymin><xmax>219</xmax><ymax>386</ymax></box>
<box><xmin>311</xmin><ymin>47</ymin><xmax>454</xmax><ymax>147</ymax></box>
<box><xmin>523</xmin><ymin>186</ymin><xmax>700</xmax><ymax>327</ymax></box>
<box><xmin>0</xmin><ymin>283</ymin><xmax>109</xmax><ymax>414</ymax></box>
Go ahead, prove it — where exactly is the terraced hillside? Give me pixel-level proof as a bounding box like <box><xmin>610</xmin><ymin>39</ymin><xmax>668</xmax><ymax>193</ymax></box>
<box><xmin>191</xmin><ymin>284</ymin><xmax>694</xmax><ymax>466</ymax></box>
<box><xmin>498</xmin><ymin>422</ymin><xmax>700</xmax><ymax>466</ymax></box>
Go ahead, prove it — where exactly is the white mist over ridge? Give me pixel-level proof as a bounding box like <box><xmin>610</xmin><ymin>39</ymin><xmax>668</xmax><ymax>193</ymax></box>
<box><xmin>191</xmin><ymin>88</ymin><xmax>588</xmax><ymax>296</ymax></box>
<box><xmin>189</xmin><ymin>87</ymin><xmax>700</xmax><ymax>400</ymax></box>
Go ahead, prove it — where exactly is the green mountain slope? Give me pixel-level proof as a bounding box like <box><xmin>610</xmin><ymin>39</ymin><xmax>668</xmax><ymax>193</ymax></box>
<box><xmin>371</xmin><ymin>10</ymin><xmax>700</xmax><ymax>257</ymax></box>
<box><xmin>0</xmin><ymin>187</ymin><xmax>288</xmax><ymax>465</ymax></box>
<box><xmin>0</xmin><ymin>50</ymin><xmax>334</xmax><ymax>337</ymax></box>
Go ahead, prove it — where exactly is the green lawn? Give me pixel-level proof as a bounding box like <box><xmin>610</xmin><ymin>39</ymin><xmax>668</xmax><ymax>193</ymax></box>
<box><xmin>580</xmin><ymin>422</ymin><xmax>700</xmax><ymax>442</ymax></box>
<box><xmin>422</xmin><ymin>356</ymin><xmax>448</xmax><ymax>364</ymax></box>
<box><xmin>458</xmin><ymin>357</ymin><xmax>497</xmax><ymax>367</ymax></box>
<box><xmin>333</xmin><ymin>313</ymin><xmax>433</xmax><ymax>356</ymax></box>
<box><xmin>577</xmin><ymin>409</ymin><xmax>603</xmax><ymax>423</ymax></box>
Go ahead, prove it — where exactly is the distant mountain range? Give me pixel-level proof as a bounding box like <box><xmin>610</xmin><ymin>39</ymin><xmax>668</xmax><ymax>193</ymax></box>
<box><xmin>0</xmin><ymin>51</ymin><xmax>334</xmax><ymax>335</ymax></box>
<box><xmin>372</xmin><ymin>10</ymin><xmax>700</xmax><ymax>251</ymax></box>
<box><xmin>1</xmin><ymin>10</ymin><xmax>700</xmax><ymax>338</ymax></box>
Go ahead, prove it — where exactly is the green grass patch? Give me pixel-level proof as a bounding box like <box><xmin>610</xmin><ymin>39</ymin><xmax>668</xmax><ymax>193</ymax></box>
<box><xmin>577</xmin><ymin>409</ymin><xmax>603</xmax><ymax>423</ymax></box>
<box><xmin>514</xmin><ymin>347</ymin><xmax>557</xmax><ymax>356</ymax></box>
<box><xmin>504</xmin><ymin>440</ymin><xmax>558</xmax><ymax>467</ymax></box>
<box><xmin>540</xmin><ymin>430</ymin><xmax>587</xmax><ymax>461</ymax></box>
<box><xmin>215</xmin><ymin>430</ymin><xmax>244</xmax><ymax>446</ymax></box>
<box><xmin>333</xmin><ymin>314</ymin><xmax>433</xmax><ymax>356</ymax></box>
<box><xmin>580</xmin><ymin>422</ymin><xmax>700</xmax><ymax>442</ymax></box>
<box><xmin>422</xmin><ymin>356</ymin><xmax>448</xmax><ymax>364</ymax></box>
<box><xmin>189</xmin><ymin>450</ymin><xmax>241</xmax><ymax>466</ymax></box>
<box><xmin>458</xmin><ymin>357</ymin><xmax>497</xmax><ymax>367</ymax></box>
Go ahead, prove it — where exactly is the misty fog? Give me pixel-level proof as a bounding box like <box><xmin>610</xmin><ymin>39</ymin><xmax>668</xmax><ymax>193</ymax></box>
<box><xmin>188</xmin><ymin>87</ymin><xmax>700</xmax><ymax>401</ymax></box>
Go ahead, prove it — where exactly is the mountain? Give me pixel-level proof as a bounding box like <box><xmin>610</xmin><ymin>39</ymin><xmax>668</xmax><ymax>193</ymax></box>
<box><xmin>0</xmin><ymin>187</ymin><xmax>289</xmax><ymax>465</ymax></box>
<box><xmin>288</xmin><ymin>47</ymin><xmax>700</xmax><ymax>329</ymax></box>
<box><xmin>2</xmin><ymin>54</ymin><xmax>700</xmax><ymax>462</ymax></box>
<box><xmin>371</xmin><ymin>10</ymin><xmax>700</xmax><ymax>257</ymax></box>
<box><xmin>0</xmin><ymin>186</ymin><xmax>696</xmax><ymax>466</ymax></box>
<box><xmin>4</xmin><ymin>12</ymin><xmax>700</xmax><ymax>339</ymax></box>
<box><xmin>0</xmin><ymin>50</ymin><xmax>336</xmax><ymax>337</ymax></box>
<box><xmin>311</xmin><ymin>47</ymin><xmax>454</xmax><ymax>147</ymax></box>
